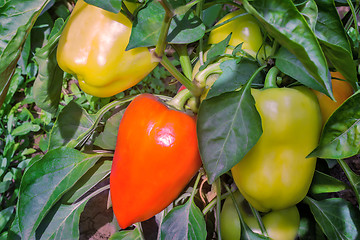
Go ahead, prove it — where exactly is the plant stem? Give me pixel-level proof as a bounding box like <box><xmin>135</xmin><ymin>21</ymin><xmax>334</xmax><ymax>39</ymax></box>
<box><xmin>194</xmin><ymin>62</ymin><xmax>222</xmax><ymax>89</ymax></box>
<box><xmin>173</xmin><ymin>44</ymin><xmax>193</xmax><ymax>80</ymax></box>
<box><xmin>215</xmin><ymin>178</ymin><xmax>222</xmax><ymax>240</ymax></box>
<box><xmin>161</xmin><ymin>55</ymin><xmax>202</xmax><ymax>96</ymax></box>
<box><xmin>190</xmin><ymin>171</ymin><xmax>203</xmax><ymax>202</ymax></box>
<box><xmin>249</xmin><ymin>204</ymin><xmax>268</xmax><ymax>237</ymax></box>
<box><xmin>337</xmin><ymin>158</ymin><xmax>360</xmax><ymax>207</ymax></box>
<box><xmin>202</xmin><ymin>191</ymin><xmax>231</xmax><ymax>215</ymax></box>
<box><xmin>196</xmin><ymin>0</ymin><xmax>205</xmax><ymax>66</ymax></box>
<box><xmin>166</xmin><ymin>88</ymin><xmax>193</xmax><ymax>111</ymax></box>
<box><xmin>223</xmin><ymin>184</ymin><xmax>245</xmax><ymax>236</ymax></box>
<box><xmin>155</xmin><ymin>0</ymin><xmax>173</xmax><ymax>58</ymax></box>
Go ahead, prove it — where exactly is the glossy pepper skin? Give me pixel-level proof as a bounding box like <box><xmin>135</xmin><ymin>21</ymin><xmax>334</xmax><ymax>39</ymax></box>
<box><xmin>231</xmin><ymin>86</ymin><xmax>322</xmax><ymax>212</ymax></box>
<box><xmin>56</xmin><ymin>0</ymin><xmax>158</xmax><ymax>97</ymax></box>
<box><xmin>110</xmin><ymin>94</ymin><xmax>202</xmax><ymax>229</ymax></box>
<box><xmin>220</xmin><ymin>191</ymin><xmax>300</xmax><ymax>240</ymax></box>
<box><xmin>312</xmin><ymin>72</ymin><xmax>354</xmax><ymax>125</ymax></box>
<box><xmin>208</xmin><ymin>9</ymin><xmax>264</xmax><ymax>58</ymax></box>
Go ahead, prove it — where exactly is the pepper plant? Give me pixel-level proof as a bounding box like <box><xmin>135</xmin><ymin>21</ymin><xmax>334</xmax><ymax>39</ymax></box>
<box><xmin>1</xmin><ymin>0</ymin><xmax>360</xmax><ymax>239</ymax></box>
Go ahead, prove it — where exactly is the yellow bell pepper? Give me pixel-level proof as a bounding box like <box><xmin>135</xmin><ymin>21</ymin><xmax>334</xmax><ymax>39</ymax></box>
<box><xmin>231</xmin><ymin>69</ymin><xmax>322</xmax><ymax>212</ymax></box>
<box><xmin>208</xmin><ymin>9</ymin><xmax>265</xmax><ymax>58</ymax></box>
<box><xmin>56</xmin><ymin>0</ymin><xmax>158</xmax><ymax>97</ymax></box>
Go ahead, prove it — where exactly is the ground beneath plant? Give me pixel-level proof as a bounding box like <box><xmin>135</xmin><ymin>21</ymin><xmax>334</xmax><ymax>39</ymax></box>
<box><xmin>79</xmin><ymin>181</ymin><xmax>158</xmax><ymax>240</ymax></box>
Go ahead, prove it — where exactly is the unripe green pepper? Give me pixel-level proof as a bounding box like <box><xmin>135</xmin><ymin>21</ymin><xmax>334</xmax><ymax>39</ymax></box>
<box><xmin>220</xmin><ymin>191</ymin><xmax>300</xmax><ymax>240</ymax></box>
<box><xmin>231</xmin><ymin>68</ymin><xmax>322</xmax><ymax>212</ymax></box>
<box><xmin>56</xmin><ymin>0</ymin><xmax>158</xmax><ymax>97</ymax></box>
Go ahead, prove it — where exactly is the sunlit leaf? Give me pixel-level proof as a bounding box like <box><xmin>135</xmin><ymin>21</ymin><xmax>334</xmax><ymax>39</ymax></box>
<box><xmin>0</xmin><ymin>0</ymin><xmax>51</xmax><ymax>108</ymax></box>
<box><xmin>309</xmin><ymin>90</ymin><xmax>360</xmax><ymax>159</ymax></box>
<box><xmin>18</xmin><ymin>147</ymin><xmax>101</xmax><ymax>240</ymax></box>
<box><xmin>160</xmin><ymin>199</ymin><xmax>206</xmax><ymax>240</ymax></box>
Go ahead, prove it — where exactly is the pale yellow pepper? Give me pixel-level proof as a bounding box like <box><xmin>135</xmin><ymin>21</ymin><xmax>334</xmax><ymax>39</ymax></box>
<box><xmin>57</xmin><ymin>0</ymin><xmax>158</xmax><ymax>97</ymax></box>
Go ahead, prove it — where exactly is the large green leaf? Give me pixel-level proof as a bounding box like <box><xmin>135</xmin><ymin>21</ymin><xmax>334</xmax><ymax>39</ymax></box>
<box><xmin>17</xmin><ymin>147</ymin><xmax>101</xmax><ymax>240</ymax></box>
<box><xmin>84</xmin><ymin>0</ymin><xmax>123</xmax><ymax>13</ymax></box>
<box><xmin>275</xmin><ymin>47</ymin><xmax>328</xmax><ymax>93</ymax></box>
<box><xmin>63</xmin><ymin>160</ymin><xmax>112</xmax><ymax>204</ymax></box>
<box><xmin>206</xmin><ymin>59</ymin><xmax>264</xmax><ymax>99</ymax></box>
<box><xmin>160</xmin><ymin>199</ymin><xmax>207</xmax><ymax>240</ymax></box>
<box><xmin>49</xmin><ymin>97</ymin><xmax>135</xmax><ymax>150</ymax></box>
<box><xmin>297</xmin><ymin>0</ymin><xmax>318</xmax><ymax>31</ymax></box>
<box><xmin>242</xmin><ymin>0</ymin><xmax>332</xmax><ymax>98</ymax></box>
<box><xmin>0</xmin><ymin>0</ymin><xmax>51</xmax><ymax>108</ymax></box>
<box><xmin>304</xmin><ymin>197</ymin><xmax>360</xmax><ymax>239</ymax></box>
<box><xmin>314</xmin><ymin>0</ymin><xmax>357</xmax><ymax>88</ymax></box>
<box><xmin>48</xmin><ymin>101</ymin><xmax>97</xmax><ymax>150</ymax></box>
<box><xmin>35</xmin><ymin>200</ymin><xmax>89</xmax><ymax>240</ymax></box>
<box><xmin>33</xmin><ymin>18</ymin><xmax>65</xmax><ymax>114</ymax></box>
<box><xmin>127</xmin><ymin>0</ymin><xmax>205</xmax><ymax>49</ymax></box>
<box><xmin>309</xmin><ymin>90</ymin><xmax>360</xmax><ymax>159</ymax></box>
<box><xmin>94</xmin><ymin>110</ymin><xmax>124</xmax><ymax>150</ymax></box>
<box><xmin>197</xmin><ymin>80</ymin><xmax>262</xmax><ymax>184</ymax></box>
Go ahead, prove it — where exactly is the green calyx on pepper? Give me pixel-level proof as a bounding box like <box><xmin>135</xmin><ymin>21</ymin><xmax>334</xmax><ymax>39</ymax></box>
<box><xmin>56</xmin><ymin>0</ymin><xmax>158</xmax><ymax>98</ymax></box>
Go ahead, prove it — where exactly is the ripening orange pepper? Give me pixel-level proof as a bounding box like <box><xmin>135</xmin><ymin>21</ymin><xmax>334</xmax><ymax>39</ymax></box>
<box><xmin>312</xmin><ymin>72</ymin><xmax>354</xmax><ymax>125</ymax></box>
<box><xmin>110</xmin><ymin>94</ymin><xmax>202</xmax><ymax>229</ymax></box>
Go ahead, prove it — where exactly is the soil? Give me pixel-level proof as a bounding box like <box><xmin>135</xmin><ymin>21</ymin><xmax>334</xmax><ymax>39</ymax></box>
<box><xmin>79</xmin><ymin>189</ymin><xmax>116</xmax><ymax>240</ymax></box>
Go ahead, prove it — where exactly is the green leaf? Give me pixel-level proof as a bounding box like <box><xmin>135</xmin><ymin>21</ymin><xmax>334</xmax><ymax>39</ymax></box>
<box><xmin>206</xmin><ymin>34</ymin><xmax>232</xmax><ymax>62</ymax></box>
<box><xmin>109</xmin><ymin>226</ymin><xmax>144</xmax><ymax>240</ymax></box>
<box><xmin>48</xmin><ymin>101</ymin><xmax>96</xmax><ymax>150</ymax></box>
<box><xmin>197</xmin><ymin>81</ymin><xmax>262</xmax><ymax>184</ymax></box>
<box><xmin>242</xmin><ymin>0</ymin><xmax>332</xmax><ymax>98</ymax></box>
<box><xmin>198</xmin><ymin>34</ymin><xmax>231</xmax><ymax>72</ymax></box>
<box><xmin>304</xmin><ymin>197</ymin><xmax>360</xmax><ymax>239</ymax></box>
<box><xmin>6</xmin><ymin>212</ymin><xmax>21</xmax><ymax>240</ymax></box>
<box><xmin>314</xmin><ymin>0</ymin><xmax>358</xmax><ymax>88</ymax></box>
<box><xmin>297</xmin><ymin>0</ymin><xmax>318</xmax><ymax>31</ymax></box>
<box><xmin>275</xmin><ymin>47</ymin><xmax>329</xmax><ymax>93</ymax></box>
<box><xmin>337</xmin><ymin>159</ymin><xmax>360</xmax><ymax>206</ymax></box>
<box><xmin>309</xmin><ymin>170</ymin><xmax>349</xmax><ymax>195</ymax></box>
<box><xmin>17</xmin><ymin>147</ymin><xmax>101</xmax><ymax>240</ymax></box>
<box><xmin>0</xmin><ymin>206</ymin><xmax>14</xmax><ymax>233</ymax></box>
<box><xmin>309</xmin><ymin>90</ymin><xmax>360</xmax><ymax>159</ymax></box>
<box><xmin>202</xmin><ymin>4</ymin><xmax>222</xmax><ymax>28</ymax></box>
<box><xmin>0</xmin><ymin>180</ymin><xmax>11</xmax><ymax>193</ymax></box>
<box><xmin>63</xmin><ymin>160</ymin><xmax>112</xmax><ymax>203</ymax></box>
<box><xmin>206</xmin><ymin>59</ymin><xmax>264</xmax><ymax>99</ymax></box>
<box><xmin>94</xmin><ymin>110</ymin><xmax>124</xmax><ymax>150</ymax></box>
<box><xmin>84</xmin><ymin>0</ymin><xmax>122</xmax><ymax>13</ymax></box>
<box><xmin>33</xmin><ymin>18</ymin><xmax>65</xmax><ymax>114</ymax></box>
<box><xmin>35</xmin><ymin>200</ymin><xmax>89</xmax><ymax>240</ymax></box>
<box><xmin>127</xmin><ymin>0</ymin><xmax>205</xmax><ymax>49</ymax></box>
<box><xmin>160</xmin><ymin>199</ymin><xmax>207</xmax><ymax>240</ymax></box>
<box><xmin>11</xmin><ymin>122</ymin><xmax>40</xmax><ymax>137</ymax></box>
<box><xmin>0</xmin><ymin>0</ymin><xmax>51</xmax><ymax>108</ymax></box>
